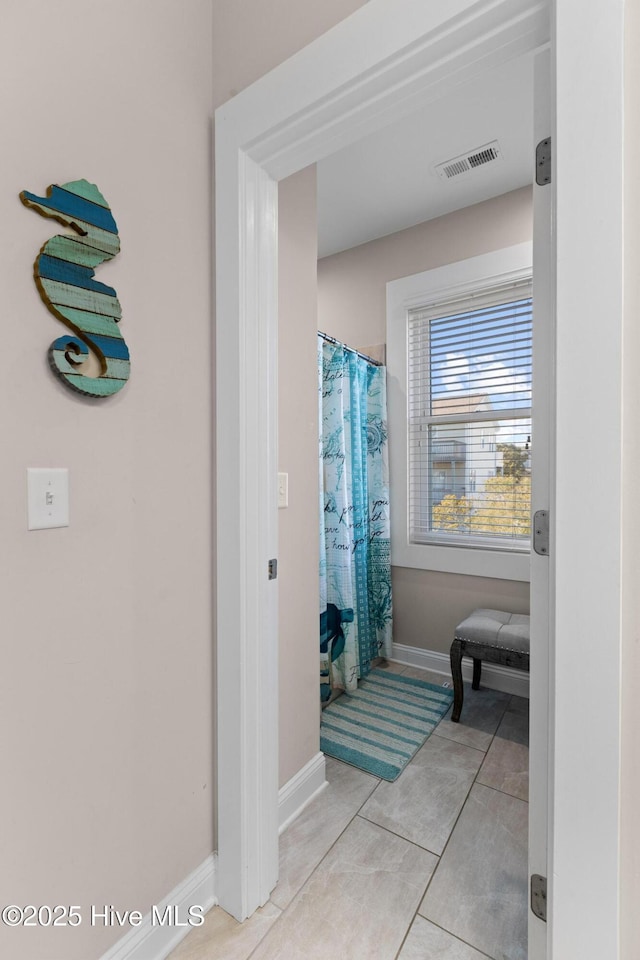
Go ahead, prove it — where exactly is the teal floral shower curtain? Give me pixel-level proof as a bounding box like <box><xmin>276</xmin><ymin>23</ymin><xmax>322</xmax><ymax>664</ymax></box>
<box><xmin>319</xmin><ymin>334</ymin><xmax>392</xmax><ymax>703</ymax></box>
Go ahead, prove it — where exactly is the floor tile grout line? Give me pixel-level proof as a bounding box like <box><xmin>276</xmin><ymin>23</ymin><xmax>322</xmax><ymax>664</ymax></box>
<box><xmin>476</xmin><ymin>760</ymin><xmax>530</xmax><ymax>803</ymax></box>
<box><xmin>416</xmin><ymin>780</ymin><xmax>506</xmax><ymax>960</ymax></box>
<box><xmin>269</xmin><ymin>761</ymin><xmax>381</xmax><ymax>912</ymax></box>
<box><xmin>390</xmin><ymin>760</ymin><xmax>511</xmax><ymax>960</ymax></box>
<box><xmin>244</xmin><ymin>916</ymin><xmax>274</xmax><ymax>960</ymax></box>
<box><xmin>338</xmin><ymin>699</ymin><xmax>493</xmax><ymax>861</ymax></box>
<box><xmin>256</xmin><ymin>732</ymin><xmax>459</xmax><ymax>960</ymax></box>
<box><xmin>354</xmin><ymin>732</ymin><xmax>489</xmax><ymax>855</ymax></box>
<box><xmin>386</xmin><ymin>805</ymin><xmax>507</xmax><ymax>960</ymax></box>
<box><xmin>429</xmin><ymin>688</ymin><xmax>512</xmax><ymax>753</ymax></box>
<box><xmin>244</xmin><ymin>899</ymin><xmax>297</xmax><ymax>960</ymax></box>
<box><xmin>245</xmin><ymin>762</ymin><xmax>416</xmax><ymax>960</ymax></box>
<box><xmin>417</xmin><ymin>763</ymin><xmax>481</xmax><ymax>905</ymax></box>
<box><xmin>370</xmin><ymin>678</ymin><xmax>501</xmax><ymax>921</ymax></box>
<box><xmin>471</xmin><ymin>696</ymin><xmax>529</xmax><ymax>803</ymax></box>
<box><xmin>471</xmin><ymin>779</ymin><xmax>530</xmax><ymax>804</ymax></box>
<box><xmin>430</xmin><ymin>730</ymin><xmax>487</xmax><ymax>756</ymax></box>
<box><xmin>411</xmin><ymin>692</ymin><xmax>518</xmax><ymax>912</ymax></box>
<box><xmin>391</xmin><ymin>896</ymin><xmax>432</xmax><ymax>960</ymax></box>
<box><xmin>237</xmin><ymin>683</ymin><xmax>524</xmax><ymax>960</ymax></box>
<box><xmin>417</xmin><ymin>916</ymin><xmax>498</xmax><ymax>960</ymax></box>
<box><xmin>414</xmin><ymin>728</ymin><xmax>495</xmax><ymax>913</ymax></box>
<box><xmin>418</xmin><ymin>695</ymin><xmax>528</xmax><ymax>958</ymax></box>
<box><xmin>354</xmin><ymin>810</ymin><xmax>445</xmax><ymax>859</ymax></box>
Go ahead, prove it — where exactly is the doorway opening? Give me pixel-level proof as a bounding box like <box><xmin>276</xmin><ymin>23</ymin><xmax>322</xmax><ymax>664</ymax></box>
<box><xmin>300</xmin><ymin>49</ymin><xmax>543</xmax><ymax>956</ymax></box>
<box><xmin>215</xmin><ymin>1</ymin><xmax>625</xmax><ymax>956</ymax></box>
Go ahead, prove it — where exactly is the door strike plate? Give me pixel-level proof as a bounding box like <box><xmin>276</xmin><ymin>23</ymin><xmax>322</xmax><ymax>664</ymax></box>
<box><xmin>531</xmin><ymin>874</ymin><xmax>547</xmax><ymax>922</ymax></box>
<box><xmin>536</xmin><ymin>136</ymin><xmax>551</xmax><ymax>185</ymax></box>
<box><xmin>533</xmin><ymin>510</ymin><xmax>550</xmax><ymax>556</ymax></box>
<box><xmin>268</xmin><ymin>558</ymin><xmax>278</xmax><ymax>580</ymax></box>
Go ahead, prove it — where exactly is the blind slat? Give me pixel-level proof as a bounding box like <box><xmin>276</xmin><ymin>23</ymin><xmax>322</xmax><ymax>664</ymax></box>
<box><xmin>407</xmin><ymin>287</ymin><xmax>532</xmax><ymax>547</ymax></box>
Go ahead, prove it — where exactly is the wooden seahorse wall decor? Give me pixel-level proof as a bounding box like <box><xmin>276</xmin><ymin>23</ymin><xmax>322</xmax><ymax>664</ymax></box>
<box><xmin>20</xmin><ymin>179</ymin><xmax>130</xmax><ymax>398</ymax></box>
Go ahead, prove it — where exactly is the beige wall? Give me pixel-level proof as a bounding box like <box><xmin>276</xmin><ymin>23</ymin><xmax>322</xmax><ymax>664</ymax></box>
<box><xmin>621</xmin><ymin>0</ymin><xmax>640</xmax><ymax>953</ymax></box>
<box><xmin>318</xmin><ymin>186</ymin><xmax>533</xmax><ymax>347</ymax></box>
<box><xmin>318</xmin><ymin>188</ymin><xmax>532</xmax><ymax>655</ymax></box>
<box><xmin>212</xmin><ymin>0</ymin><xmax>367</xmax><ymax>107</ymax></box>
<box><xmin>393</xmin><ymin>568</ymin><xmax>529</xmax><ymax>657</ymax></box>
<box><xmin>1</xmin><ymin>3</ymin><xmax>214</xmax><ymax>959</ymax></box>
<box><xmin>278</xmin><ymin>167</ymin><xmax>321</xmax><ymax>787</ymax></box>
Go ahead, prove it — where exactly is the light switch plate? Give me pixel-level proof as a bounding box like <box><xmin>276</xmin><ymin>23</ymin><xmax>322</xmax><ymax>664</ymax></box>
<box><xmin>278</xmin><ymin>472</ymin><xmax>288</xmax><ymax>508</ymax></box>
<box><xmin>27</xmin><ymin>468</ymin><xmax>69</xmax><ymax>530</ymax></box>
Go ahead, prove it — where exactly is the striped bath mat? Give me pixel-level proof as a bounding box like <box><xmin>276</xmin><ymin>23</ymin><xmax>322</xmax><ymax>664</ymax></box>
<box><xmin>320</xmin><ymin>669</ymin><xmax>454</xmax><ymax>781</ymax></box>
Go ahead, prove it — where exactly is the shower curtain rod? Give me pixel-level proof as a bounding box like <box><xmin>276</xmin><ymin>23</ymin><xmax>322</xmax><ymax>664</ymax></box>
<box><xmin>318</xmin><ymin>330</ymin><xmax>382</xmax><ymax>366</ymax></box>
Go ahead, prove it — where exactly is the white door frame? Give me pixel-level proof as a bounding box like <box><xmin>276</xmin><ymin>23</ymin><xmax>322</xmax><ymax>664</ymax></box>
<box><xmin>551</xmin><ymin>1</ymin><xmax>623</xmax><ymax>955</ymax></box>
<box><xmin>529</xmin><ymin>45</ymin><xmax>553</xmax><ymax>960</ymax></box>
<box><xmin>214</xmin><ymin>0</ymin><xmax>624</xmax><ymax>955</ymax></box>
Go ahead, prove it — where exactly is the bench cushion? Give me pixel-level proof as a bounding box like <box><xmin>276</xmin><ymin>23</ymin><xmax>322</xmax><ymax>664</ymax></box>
<box><xmin>455</xmin><ymin>608</ymin><xmax>530</xmax><ymax>654</ymax></box>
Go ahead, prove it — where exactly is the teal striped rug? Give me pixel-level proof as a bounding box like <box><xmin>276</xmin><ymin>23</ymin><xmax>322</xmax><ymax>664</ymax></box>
<box><xmin>320</xmin><ymin>669</ymin><xmax>454</xmax><ymax>781</ymax></box>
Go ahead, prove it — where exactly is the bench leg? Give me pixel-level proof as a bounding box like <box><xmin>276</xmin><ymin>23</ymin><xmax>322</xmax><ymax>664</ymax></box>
<box><xmin>450</xmin><ymin>638</ymin><xmax>464</xmax><ymax>723</ymax></box>
<box><xmin>472</xmin><ymin>657</ymin><xmax>482</xmax><ymax>690</ymax></box>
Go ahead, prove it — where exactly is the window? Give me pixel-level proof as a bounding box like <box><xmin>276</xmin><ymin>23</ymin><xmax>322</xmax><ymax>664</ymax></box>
<box><xmin>387</xmin><ymin>243</ymin><xmax>532</xmax><ymax>580</ymax></box>
<box><xmin>408</xmin><ymin>282</ymin><xmax>532</xmax><ymax>549</ymax></box>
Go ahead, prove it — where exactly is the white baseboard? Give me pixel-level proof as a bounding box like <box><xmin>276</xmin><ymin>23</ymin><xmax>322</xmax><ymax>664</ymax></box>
<box><xmin>392</xmin><ymin>642</ymin><xmax>530</xmax><ymax>699</ymax></box>
<box><xmin>100</xmin><ymin>854</ymin><xmax>217</xmax><ymax>960</ymax></box>
<box><xmin>100</xmin><ymin>752</ymin><xmax>327</xmax><ymax>960</ymax></box>
<box><xmin>278</xmin><ymin>751</ymin><xmax>327</xmax><ymax>834</ymax></box>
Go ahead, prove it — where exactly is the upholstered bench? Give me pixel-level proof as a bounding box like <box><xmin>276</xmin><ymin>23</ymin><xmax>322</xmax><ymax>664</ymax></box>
<box><xmin>450</xmin><ymin>608</ymin><xmax>530</xmax><ymax>723</ymax></box>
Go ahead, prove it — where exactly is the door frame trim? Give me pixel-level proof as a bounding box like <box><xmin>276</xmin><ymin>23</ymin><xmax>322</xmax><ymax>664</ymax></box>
<box><xmin>214</xmin><ymin>2</ymin><xmax>624</xmax><ymax>956</ymax></box>
<box><xmin>214</xmin><ymin>0</ymin><xmax>549</xmax><ymax>919</ymax></box>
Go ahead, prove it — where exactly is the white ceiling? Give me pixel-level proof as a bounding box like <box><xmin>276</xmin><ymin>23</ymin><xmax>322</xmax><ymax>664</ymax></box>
<box><xmin>317</xmin><ymin>53</ymin><xmax>535</xmax><ymax>259</ymax></box>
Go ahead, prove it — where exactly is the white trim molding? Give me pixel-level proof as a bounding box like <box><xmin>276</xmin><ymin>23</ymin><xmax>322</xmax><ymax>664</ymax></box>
<box><xmin>278</xmin><ymin>752</ymin><xmax>327</xmax><ymax>835</ymax></box>
<box><xmin>552</xmin><ymin>1</ymin><xmax>623</xmax><ymax>955</ymax></box>
<box><xmin>99</xmin><ymin>856</ymin><xmax>217</xmax><ymax>960</ymax></box>
<box><xmin>391</xmin><ymin>644</ymin><xmax>530</xmax><ymax>699</ymax></box>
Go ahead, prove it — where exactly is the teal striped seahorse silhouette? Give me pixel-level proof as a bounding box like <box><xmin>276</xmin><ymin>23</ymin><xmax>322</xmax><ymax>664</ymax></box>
<box><xmin>20</xmin><ymin>179</ymin><xmax>130</xmax><ymax>398</ymax></box>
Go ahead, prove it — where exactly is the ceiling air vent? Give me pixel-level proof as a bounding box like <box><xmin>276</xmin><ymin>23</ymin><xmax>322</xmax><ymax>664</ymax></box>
<box><xmin>434</xmin><ymin>140</ymin><xmax>503</xmax><ymax>181</ymax></box>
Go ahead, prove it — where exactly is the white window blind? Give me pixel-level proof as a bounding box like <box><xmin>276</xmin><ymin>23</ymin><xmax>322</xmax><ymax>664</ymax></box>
<box><xmin>408</xmin><ymin>279</ymin><xmax>533</xmax><ymax>551</ymax></box>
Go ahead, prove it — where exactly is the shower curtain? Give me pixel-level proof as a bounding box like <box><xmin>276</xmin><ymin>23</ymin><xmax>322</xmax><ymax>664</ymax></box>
<box><xmin>319</xmin><ymin>334</ymin><xmax>392</xmax><ymax>703</ymax></box>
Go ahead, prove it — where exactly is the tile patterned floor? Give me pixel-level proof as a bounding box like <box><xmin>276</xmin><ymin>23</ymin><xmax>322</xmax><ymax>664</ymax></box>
<box><xmin>168</xmin><ymin>662</ymin><xmax>529</xmax><ymax>960</ymax></box>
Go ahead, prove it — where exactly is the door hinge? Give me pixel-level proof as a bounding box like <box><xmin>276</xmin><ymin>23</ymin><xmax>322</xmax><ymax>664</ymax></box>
<box><xmin>533</xmin><ymin>509</ymin><xmax>550</xmax><ymax>556</ymax></box>
<box><xmin>531</xmin><ymin>874</ymin><xmax>547</xmax><ymax>922</ymax></box>
<box><xmin>268</xmin><ymin>558</ymin><xmax>278</xmax><ymax>580</ymax></box>
<box><xmin>536</xmin><ymin>137</ymin><xmax>551</xmax><ymax>185</ymax></box>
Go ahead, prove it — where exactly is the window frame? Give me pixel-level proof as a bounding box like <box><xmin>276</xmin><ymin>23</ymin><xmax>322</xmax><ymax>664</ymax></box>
<box><xmin>386</xmin><ymin>242</ymin><xmax>532</xmax><ymax>581</ymax></box>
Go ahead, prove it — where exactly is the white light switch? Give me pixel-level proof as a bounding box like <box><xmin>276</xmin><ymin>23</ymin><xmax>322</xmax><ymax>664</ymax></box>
<box><xmin>27</xmin><ymin>468</ymin><xmax>69</xmax><ymax>530</ymax></box>
<box><xmin>278</xmin><ymin>472</ymin><xmax>288</xmax><ymax>508</ymax></box>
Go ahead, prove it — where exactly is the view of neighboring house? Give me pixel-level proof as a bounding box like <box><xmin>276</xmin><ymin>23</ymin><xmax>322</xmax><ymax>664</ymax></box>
<box><xmin>430</xmin><ymin>393</ymin><xmax>504</xmax><ymax>502</ymax></box>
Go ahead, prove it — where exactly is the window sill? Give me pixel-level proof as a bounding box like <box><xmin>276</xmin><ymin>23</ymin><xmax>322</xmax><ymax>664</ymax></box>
<box><xmin>390</xmin><ymin>537</ymin><xmax>531</xmax><ymax>581</ymax></box>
